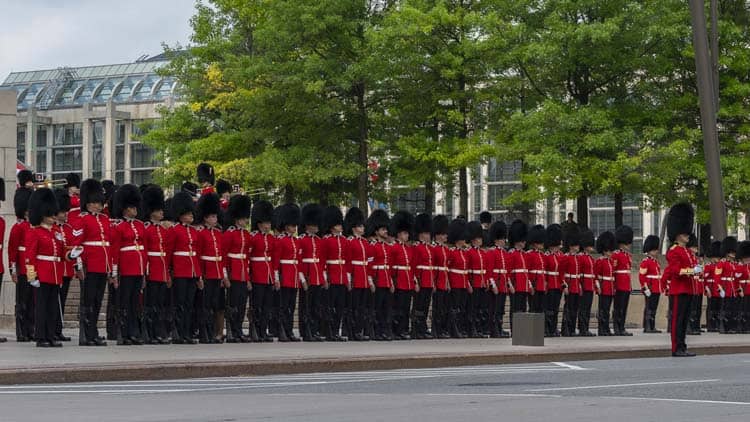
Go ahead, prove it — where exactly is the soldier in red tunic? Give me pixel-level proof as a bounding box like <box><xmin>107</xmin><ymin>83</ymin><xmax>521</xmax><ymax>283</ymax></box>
<box><xmin>639</xmin><ymin>235</ymin><xmax>662</xmax><ymax>333</ymax></box>
<box><xmin>52</xmin><ymin>189</ymin><xmax>74</xmax><ymax>342</ymax></box>
<box><xmin>486</xmin><ymin>221</ymin><xmax>510</xmax><ymax>338</ymax></box>
<box><xmin>389</xmin><ymin>211</ymin><xmax>415</xmax><ymax>340</ymax></box>
<box><xmin>272</xmin><ymin>203</ymin><xmax>302</xmax><ymax>342</ymax></box>
<box><xmin>17</xmin><ymin>169</ymin><xmax>34</xmax><ymax>189</ymax></box>
<box><xmin>704</xmin><ymin>241</ymin><xmax>722</xmax><ymax>332</ymax></box>
<box><xmin>664</xmin><ymin>203</ymin><xmax>698</xmax><ymax>356</ymax></box>
<box><xmin>736</xmin><ymin>241</ymin><xmax>750</xmax><ymax>333</ymax></box>
<box><xmin>64</xmin><ymin>173</ymin><xmax>82</xmax><ymax>227</ymax></box>
<box><xmin>142</xmin><ymin>186</ymin><xmax>173</xmax><ymax>344</ymax></box>
<box><xmin>0</xmin><ymin>178</ymin><xmax>5</xmax><ymax>342</ymax></box>
<box><xmin>577</xmin><ymin>229</ymin><xmax>597</xmax><ymax>336</ymax></box>
<box><xmin>222</xmin><ymin>195</ymin><xmax>253</xmax><ymax>342</ymax></box>
<box><xmin>595</xmin><ymin>231</ymin><xmax>616</xmax><ymax>336</ymax></box>
<box><xmin>249</xmin><ymin>200</ymin><xmax>276</xmax><ymax>342</ymax></box>
<box><xmin>544</xmin><ymin>224</ymin><xmax>564</xmax><ymax>337</ymax></box>
<box><xmin>507</xmin><ymin>220</ymin><xmax>530</xmax><ymax>332</ymax></box>
<box><xmin>465</xmin><ymin>221</ymin><xmax>489</xmax><ymax>338</ymax></box>
<box><xmin>298</xmin><ymin>204</ymin><xmax>326</xmax><ymax>341</ymax></box>
<box><xmin>110</xmin><ymin>184</ymin><xmax>147</xmax><ymax>345</ymax></box>
<box><xmin>195</xmin><ymin>193</ymin><xmax>225</xmax><ymax>343</ymax></box>
<box><xmin>447</xmin><ymin>218</ymin><xmax>470</xmax><ymax>338</ymax></box>
<box><xmin>321</xmin><ymin>206</ymin><xmax>349</xmax><ymax>341</ymax></box>
<box><xmin>367</xmin><ymin>209</ymin><xmax>393</xmax><ymax>341</ymax></box>
<box><xmin>344</xmin><ymin>207</ymin><xmax>371</xmax><ymax>341</ymax></box>
<box><xmin>168</xmin><ymin>192</ymin><xmax>202</xmax><ymax>344</ymax></box>
<box><xmin>411</xmin><ymin>213</ymin><xmax>434</xmax><ymax>339</ymax></box>
<box><xmin>216</xmin><ymin>179</ymin><xmax>232</xmax><ymax>211</ymax></box>
<box><xmin>560</xmin><ymin>227</ymin><xmax>581</xmax><ymax>337</ymax></box>
<box><xmin>101</xmin><ymin>180</ymin><xmax>117</xmax><ymax>340</ymax></box>
<box><xmin>430</xmin><ymin>215</ymin><xmax>451</xmax><ymax>339</ymax></box>
<box><xmin>197</xmin><ymin>162</ymin><xmax>216</xmax><ymax>197</ymax></box>
<box><xmin>612</xmin><ymin>226</ymin><xmax>634</xmax><ymax>336</ymax></box>
<box><xmin>526</xmin><ymin>225</ymin><xmax>546</xmax><ymax>316</ymax></box>
<box><xmin>10</xmin><ymin>181</ymin><xmax>34</xmax><ymax>341</ymax></box>
<box><xmin>717</xmin><ymin>237</ymin><xmax>739</xmax><ymax>333</ymax></box>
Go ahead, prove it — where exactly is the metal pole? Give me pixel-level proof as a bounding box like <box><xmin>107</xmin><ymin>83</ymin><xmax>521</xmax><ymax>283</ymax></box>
<box><xmin>689</xmin><ymin>0</ymin><xmax>727</xmax><ymax>240</ymax></box>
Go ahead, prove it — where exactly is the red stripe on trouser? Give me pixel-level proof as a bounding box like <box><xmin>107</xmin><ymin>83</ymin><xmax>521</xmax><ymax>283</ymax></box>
<box><xmin>671</xmin><ymin>295</ymin><xmax>678</xmax><ymax>353</ymax></box>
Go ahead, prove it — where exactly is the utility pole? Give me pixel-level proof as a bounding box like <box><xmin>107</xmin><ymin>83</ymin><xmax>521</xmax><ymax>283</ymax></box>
<box><xmin>689</xmin><ymin>0</ymin><xmax>727</xmax><ymax>240</ymax></box>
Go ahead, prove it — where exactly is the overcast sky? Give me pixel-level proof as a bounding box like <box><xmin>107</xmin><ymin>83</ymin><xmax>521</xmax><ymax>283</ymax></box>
<box><xmin>0</xmin><ymin>0</ymin><xmax>194</xmax><ymax>82</ymax></box>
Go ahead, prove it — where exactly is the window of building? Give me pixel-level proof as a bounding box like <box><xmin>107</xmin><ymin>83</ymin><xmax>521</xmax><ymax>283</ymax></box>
<box><xmin>92</xmin><ymin>121</ymin><xmax>105</xmax><ymax>180</ymax></box>
<box><xmin>115</xmin><ymin>171</ymin><xmax>125</xmax><ymax>186</ymax></box>
<box><xmin>35</xmin><ymin>125</ymin><xmax>48</xmax><ymax>175</ymax></box>
<box><xmin>589</xmin><ymin>209</ymin><xmax>643</xmax><ymax>240</ymax></box>
<box><xmin>74</xmin><ymin>79</ymin><xmax>104</xmax><ymax>104</ymax></box>
<box><xmin>487</xmin><ymin>159</ymin><xmax>522</xmax><ymax>183</ymax></box>
<box><xmin>130</xmin><ymin>143</ymin><xmax>158</xmax><ymax>169</ymax></box>
<box><xmin>17</xmin><ymin>125</ymin><xmax>26</xmax><ymax>163</ymax></box>
<box><xmin>92</xmin><ymin>79</ymin><xmax>117</xmax><ymax>103</ymax></box>
<box><xmin>473</xmin><ymin>165</ymin><xmax>482</xmax><ymax>214</ymax></box>
<box><xmin>36</xmin><ymin>151</ymin><xmax>47</xmax><ymax>174</ymax></box>
<box><xmin>153</xmin><ymin>77</ymin><xmax>175</xmax><ymax>100</ymax></box>
<box><xmin>133</xmin><ymin>75</ymin><xmax>160</xmax><ymax>101</ymax></box>
<box><xmin>52</xmin><ymin>148</ymin><xmax>82</xmax><ymax>172</ymax></box>
<box><xmin>393</xmin><ymin>188</ymin><xmax>427</xmax><ymax>215</ymax></box>
<box><xmin>53</xmin><ymin>123</ymin><xmax>83</xmax><ymax>146</ymax></box>
<box><xmin>36</xmin><ymin>125</ymin><xmax>47</xmax><ymax>147</ymax></box>
<box><xmin>131</xmin><ymin>170</ymin><xmax>153</xmax><ymax>186</ymax></box>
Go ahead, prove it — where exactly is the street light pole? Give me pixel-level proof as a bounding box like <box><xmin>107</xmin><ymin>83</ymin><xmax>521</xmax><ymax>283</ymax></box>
<box><xmin>688</xmin><ymin>0</ymin><xmax>727</xmax><ymax>240</ymax></box>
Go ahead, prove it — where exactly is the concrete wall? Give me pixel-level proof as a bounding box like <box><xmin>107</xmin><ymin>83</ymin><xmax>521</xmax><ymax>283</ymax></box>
<box><xmin>0</xmin><ymin>90</ymin><xmax>17</xmax><ymax>322</ymax></box>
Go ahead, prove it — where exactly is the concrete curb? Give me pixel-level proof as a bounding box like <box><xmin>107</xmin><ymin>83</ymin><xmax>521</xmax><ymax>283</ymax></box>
<box><xmin>2</xmin><ymin>344</ymin><xmax>749</xmax><ymax>385</ymax></box>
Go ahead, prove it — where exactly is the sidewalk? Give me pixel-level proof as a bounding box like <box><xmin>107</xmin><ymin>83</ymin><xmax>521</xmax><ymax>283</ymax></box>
<box><xmin>0</xmin><ymin>330</ymin><xmax>748</xmax><ymax>385</ymax></box>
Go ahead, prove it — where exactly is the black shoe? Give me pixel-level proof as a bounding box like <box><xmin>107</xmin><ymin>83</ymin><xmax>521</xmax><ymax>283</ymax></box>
<box><xmin>171</xmin><ymin>337</ymin><xmax>185</xmax><ymax>344</ymax></box>
<box><xmin>146</xmin><ymin>338</ymin><xmax>159</xmax><ymax>345</ymax></box>
<box><xmin>672</xmin><ymin>350</ymin><xmax>696</xmax><ymax>357</ymax></box>
<box><xmin>0</xmin><ymin>337</ymin><xmax>6</xmax><ymax>343</ymax></box>
<box><xmin>288</xmin><ymin>335</ymin><xmax>301</xmax><ymax>342</ymax></box>
<box><xmin>581</xmin><ymin>331</ymin><xmax>596</xmax><ymax>337</ymax></box>
<box><xmin>117</xmin><ymin>338</ymin><xmax>133</xmax><ymax>346</ymax></box>
<box><xmin>183</xmin><ymin>337</ymin><xmax>198</xmax><ymax>344</ymax></box>
<box><xmin>17</xmin><ymin>335</ymin><xmax>31</xmax><ymax>343</ymax></box>
<box><xmin>54</xmin><ymin>335</ymin><xmax>72</xmax><ymax>342</ymax></box>
<box><xmin>50</xmin><ymin>340</ymin><xmax>63</xmax><ymax>348</ymax></box>
<box><xmin>36</xmin><ymin>341</ymin><xmax>52</xmax><ymax>348</ymax></box>
<box><xmin>225</xmin><ymin>337</ymin><xmax>240</xmax><ymax>343</ymax></box>
<box><xmin>94</xmin><ymin>337</ymin><xmax>108</xmax><ymax>346</ymax></box>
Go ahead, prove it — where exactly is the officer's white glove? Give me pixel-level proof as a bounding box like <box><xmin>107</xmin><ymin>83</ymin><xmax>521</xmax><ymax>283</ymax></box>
<box><xmin>29</xmin><ymin>279</ymin><xmax>40</xmax><ymax>288</ymax></box>
<box><xmin>68</xmin><ymin>245</ymin><xmax>84</xmax><ymax>259</ymax></box>
<box><xmin>111</xmin><ymin>266</ymin><xmax>119</xmax><ymax>279</ymax></box>
<box><xmin>719</xmin><ymin>287</ymin><xmax>726</xmax><ymax>298</ymax></box>
<box><xmin>643</xmin><ymin>286</ymin><xmax>651</xmax><ymax>297</ymax></box>
<box><xmin>693</xmin><ymin>265</ymin><xmax>703</xmax><ymax>275</ymax></box>
<box><xmin>347</xmin><ymin>273</ymin><xmax>352</xmax><ymax>284</ymax></box>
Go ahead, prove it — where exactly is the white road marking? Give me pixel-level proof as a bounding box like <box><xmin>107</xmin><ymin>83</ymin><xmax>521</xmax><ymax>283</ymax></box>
<box><xmin>526</xmin><ymin>379</ymin><xmax>720</xmax><ymax>392</ymax></box>
<box><xmin>550</xmin><ymin>362</ymin><xmax>587</xmax><ymax>371</ymax></box>
<box><xmin>604</xmin><ymin>396</ymin><xmax>750</xmax><ymax>406</ymax></box>
<box><xmin>422</xmin><ymin>393</ymin><xmax>563</xmax><ymax>398</ymax></box>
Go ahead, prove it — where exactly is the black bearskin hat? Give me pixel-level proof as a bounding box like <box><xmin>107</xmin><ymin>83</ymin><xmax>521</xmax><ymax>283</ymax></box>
<box><xmin>197</xmin><ymin>163</ymin><xmax>215</xmax><ymax>185</ymax></box>
<box><xmin>102</xmin><ymin>180</ymin><xmax>116</xmax><ymax>202</ymax></box>
<box><xmin>563</xmin><ymin>226</ymin><xmax>581</xmax><ymax>249</ymax></box>
<box><xmin>489</xmin><ymin>221</ymin><xmax>507</xmax><ymax>241</ymax></box>
<box><xmin>390</xmin><ymin>211</ymin><xmax>414</xmax><ymax>237</ymax></box>
<box><xmin>216</xmin><ymin>179</ymin><xmax>232</xmax><ymax>196</ymax></box>
<box><xmin>508</xmin><ymin>220</ymin><xmax>528</xmax><ymax>245</ymax></box>
<box><xmin>709</xmin><ymin>241</ymin><xmax>722</xmax><ymax>259</ymax></box>
<box><xmin>13</xmin><ymin>187</ymin><xmax>33</xmax><ymax>219</ymax></box>
<box><xmin>64</xmin><ymin>172</ymin><xmax>81</xmax><ymax>189</ymax></box>
<box><xmin>228</xmin><ymin>195</ymin><xmax>251</xmax><ymax>223</ymax></box>
<box><xmin>479</xmin><ymin>211</ymin><xmax>492</xmax><ymax>225</ymax></box>
<box><xmin>28</xmin><ymin>188</ymin><xmax>58</xmax><ymax>226</ymax></box>
<box><xmin>275</xmin><ymin>203</ymin><xmax>300</xmax><ymax>232</ymax></box>
<box><xmin>615</xmin><ymin>225</ymin><xmax>634</xmax><ymax>245</ymax></box>
<box><xmin>80</xmin><ymin>179</ymin><xmax>104</xmax><ymax>206</ymax></box>
<box><xmin>596</xmin><ymin>231</ymin><xmax>616</xmax><ymax>254</ymax></box>
<box><xmin>366</xmin><ymin>209</ymin><xmax>390</xmax><ymax>237</ymax></box>
<box><xmin>195</xmin><ymin>192</ymin><xmax>221</xmax><ymax>223</ymax></box>
<box><xmin>527</xmin><ymin>224</ymin><xmax>547</xmax><ymax>246</ymax></box>
<box><xmin>301</xmin><ymin>203</ymin><xmax>323</xmax><ymax>229</ymax></box>
<box><xmin>344</xmin><ymin>207</ymin><xmax>365</xmax><ymax>236</ymax></box>
<box><xmin>414</xmin><ymin>213</ymin><xmax>432</xmax><ymax>235</ymax></box>
<box><xmin>171</xmin><ymin>191</ymin><xmax>195</xmax><ymax>219</ymax></box>
<box><xmin>447</xmin><ymin>218</ymin><xmax>467</xmax><ymax>244</ymax></box>
<box><xmin>112</xmin><ymin>184</ymin><xmax>141</xmax><ymax>219</ymax></box>
<box><xmin>141</xmin><ymin>186</ymin><xmax>165</xmax><ymax>218</ymax></box>
<box><xmin>737</xmin><ymin>241</ymin><xmax>750</xmax><ymax>260</ymax></box>
<box><xmin>546</xmin><ymin>224</ymin><xmax>563</xmax><ymax>248</ymax></box>
<box><xmin>182</xmin><ymin>181</ymin><xmax>198</xmax><ymax>197</ymax></box>
<box><xmin>580</xmin><ymin>228</ymin><xmax>595</xmax><ymax>249</ymax></box>
<box><xmin>0</xmin><ymin>177</ymin><xmax>5</xmax><ymax>202</ymax></box>
<box><xmin>667</xmin><ymin>203</ymin><xmax>694</xmax><ymax>242</ymax></box>
<box><xmin>322</xmin><ymin>206</ymin><xmax>344</xmax><ymax>234</ymax></box>
<box><xmin>721</xmin><ymin>236</ymin><xmax>737</xmax><ymax>257</ymax></box>
<box><xmin>688</xmin><ymin>234</ymin><xmax>698</xmax><ymax>249</ymax></box>
<box><xmin>642</xmin><ymin>235</ymin><xmax>659</xmax><ymax>254</ymax></box>
<box><xmin>432</xmin><ymin>215</ymin><xmax>450</xmax><ymax>236</ymax></box>
<box><xmin>54</xmin><ymin>188</ymin><xmax>70</xmax><ymax>213</ymax></box>
<box><xmin>251</xmin><ymin>200</ymin><xmax>274</xmax><ymax>230</ymax></box>
<box><xmin>465</xmin><ymin>221</ymin><xmax>484</xmax><ymax>242</ymax></box>
<box><xmin>163</xmin><ymin>198</ymin><xmax>173</xmax><ymax>222</ymax></box>
<box><xmin>17</xmin><ymin>169</ymin><xmax>33</xmax><ymax>187</ymax></box>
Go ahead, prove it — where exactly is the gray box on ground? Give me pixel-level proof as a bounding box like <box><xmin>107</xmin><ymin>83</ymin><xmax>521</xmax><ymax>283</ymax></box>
<box><xmin>512</xmin><ymin>312</ymin><xmax>544</xmax><ymax>346</ymax></box>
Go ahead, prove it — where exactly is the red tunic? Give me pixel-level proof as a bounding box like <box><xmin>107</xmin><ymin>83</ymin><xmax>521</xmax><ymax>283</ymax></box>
<box><xmin>390</xmin><ymin>241</ymin><xmax>415</xmax><ymax>291</ymax></box>
<box><xmin>67</xmin><ymin>194</ymin><xmax>82</xmax><ymax>228</ymax></box>
<box><xmin>111</xmin><ymin>218</ymin><xmax>148</xmax><ymax>276</ymax></box>
<box><xmin>54</xmin><ymin>223</ymin><xmax>75</xmax><ymax>278</ymax></box>
<box><xmin>487</xmin><ymin>246</ymin><xmax>510</xmax><ymax>293</ymax></box>
<box><xmin>8</xmin><ymin>219</ymin><xmax>31</xmax><ymax>276</ymax></box>
<box><xmin>508</xmin><ymin>248</ymin><xmax>531</xmax><ymax>293</ymax></box>
<box><xmin>527</xmin><ymin>250</ymin><xmax>546</xmax><ymax>292</ymax></box>
<box><xmin>467</xmin><ymin>246</ymin><xmax>490</xmax><ymax>289</ymax></box>
<box><xmin>144</xmin><ymin>221</ymin><xmax>172</xmax><ymax>282</ymax></box>
<box><xmin>612</xmin><ymin>250</ymin><xmax>633</xmax><ymax>292</ymax></box>
<box><xmin>544</xmin><ymin>251</ymin><xmax>564</xmax><ymax>290</ymax></box>
<box><xmin>577</xmin><ymin>253</ymin><xmax>596</xmax><ymax>292</ymax></box>
<box><xmin>560</xmin><ymin>253</ymin><xmax>581</xmax><ymax>294</ymax></box>
<box><xmin>299</xmin><ymin>234</ymin><xmax>325</xmax><ymax>286</ymax></box>
<box><xmin>638</xmin><ymin>256</ymin><xmax>662</xmax><ymax>294</ymax></box>
<box><xmin>703</xmin><ymin>262</ymin><xmax>718</xmax><ymax>296</ymax></box>
<box><xmin>432</xmin><ymin>243</ymin><xmax>451</xmax><ymax>291</ymax></box>
<box><xmin>665</xmin><ymin>244</ymin><xmax>699</xmax><ymax>296</ymax></box>
<box><xmin>321</xmin><ymin>234</ymin><xmax>349</xmax><ymax>286</ymax></box>
<box><xmin>369</xmin><ymin>240</ymin><xmax>393</xmax><ymax>289</ymax></box>
<box><xmin>249</xmin><ymin>231</ymin><xmax>276</xmax><ymax>285</ymax></box>
<box><xmin>594</xmin><ymin>256</ymin><xmax>615</xmax><ymax>296</ymax></box>
<box><xmin>447</xmin><ymin>247</ymin><xmax>470</xmax><ymax>290</ymax></box>
<box><xmin>72</xmin><ymin>212</ymin><xmax>113</xmax><ymax>274</ymax></box>
<box><xmin>274</xmin><ymin>233</ymin><xmax>302</xmax><ymax>289</ymax></box>
<box><xmin>347</xmin><ymin>236</ymin><xmax>371</xmax><ymax>289</ymax></box>
<box><xmin>0</xmin><ymin>217</ymin><xmax>5</xmax><ymax>274</ymax></box>
<box><xmin>714</xmin><ymin>259</ymin><xmax>736</xmax><ymax>297</ymax></box>
<box><xmin>413</xmin><ymin>241</ymin><xmax>435</xmax><ymax>289</ymax></box>
<box><xmin>197</xmin><ymin>226</ymin><xmax>225</xmax><ymax>280</ymax></box>
<box><xmin>170</xmin><ymin>223</ymin><xmax>202</xmax><ymax>279</ymax></box>
<box><xmin>25</xmin><ymin>225</ymin><xmax>65</xmax><ymax>285</ymax></box>
<box><xmin>223</xmin><ymin>226</ymin><xmax>252</xmax><ymax>282</ymax></box>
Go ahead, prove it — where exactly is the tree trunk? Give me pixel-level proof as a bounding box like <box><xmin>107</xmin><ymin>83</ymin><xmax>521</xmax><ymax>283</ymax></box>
<box><xmin>614</xmin><ymin>192</ymin><xmax>624</xmax><ymax>228</ymax></box>
<box><xmin>458</xmin><ymin>169</ymin><xmax>468</xmax><ymax>218</ymax></box>
<box><xmin>355</xmin><ymin>84</ymin><xmax>369</xmax><ymax>211</ymax></box>
<box><xmin>577</xmin><ymin>194</ymin><xmax>589</xmax><ymax>229</ymax></box>
<box><xmin>424</xmin><ymin>179</ymin><xmax>435</xmax><ymax>215</ymax></box>
<box><xmin>284</xmin><ymin>184</ymin><xmax>295</xmax><ymax>204</ymax></box>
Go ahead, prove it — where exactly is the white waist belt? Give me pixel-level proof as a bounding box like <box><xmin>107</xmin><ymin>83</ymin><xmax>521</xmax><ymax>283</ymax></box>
<box><xmin>435</xmin><ymin>267</ymin><xmax>448</xmax><ymax>271</ymax></box>
<box><xmin>326</xmin><ymin>260</ymin><xmax>345</xmax><ymax>265</ymax></box>
<box><xmin>17</xmin><ymin>246</ymin><xmax>27</xmax><ymax>251</ymax></box>
<box><xmin>228</xmin><ymin>253</ymin><xmax>247</xmax><ymax>259</ymax></box>
<box><xmin>546</xmin><ymin>271</ymin><xmax>559</xmax><ymax>276</ymax></box>
<box><xmin>174</xmin><ymin>251</ymin><xmax>196</xmax><ymax>257</ymax></box>
<box><xmin>83</xmin><ymin>241</ymin><xmax>110</xmax><ymax>247</ymax></box>
<box><xmin>614</xmin><ymin>270</ymin><xmax>630</xmax><ymax>274</ymax></box>
<box><xmin>120</xmin><ymin>245</ymin><xmax>144</xmax><ymax>252</ymax></box>
<box><xmin>416</xmin><ymin>265</ymin><xmax>432</xmax><ymax>271</ymax></box>
<box><xmin>36</xmin><ymin>255</ymin><xmax>61</xmax><ymax>262</ymax></box>
<box><xmin>470</xmin><ymin>270</ymin><xmax>486</xmax><ymax>275</ymax></box>
<box><xmin>201</xmin><ymin>256</ymin><xmax>222</xmax><ymax>262</ymax></box>
<box><xmin>350</xmin><ymin>260</ymin><xmax>367</xmax><ymax>266</ymax></box>
<box><xmin>529</xmin><ymin>270</ymin><xmax>544</xmax><ymax>274</ymax></box>
<box><xmin>511</xmin><ymin>269</ymin><xmax>528</xmax><ymax>274</ymax></box>
<box><xmin>600</xmin><ymin>276</ymin><xmax>614</xmax><ymax>281</ymax></box>
<box><xmin>250</xmin><ymin>256</ymin><xmax>271</xmax><ymax>262</ymax></box>
<box><xmin>582</xmin><ymin>274</ymin><xmax>595</xmax><ymax>278</ymax></box>
<box><xmin>449</xmin><ymin>269</ymin><xmax>468</xmax><ymax>275</ymax></box>
<box><xmin>392</xmin><ymin>265</ymin><xmax>411</xmax><ymax>271</ymax></box>
<box><xmin>372</xmin><ymin>265</ymin><xmax>389</xmax><ymax>270</ymax></box>
<box><xmin>279</xmin><ymin>259</ymin><xmax>298</xmax><ymax>265</ymax></box>
<box><xmin>302</xmin><ymin>258</ymin><xmax>320</xmax><ymax>264</ymax></box>
<box><xmin>147</xmin><ymin>251</ymin><xmax>166</xmax><ymax>257</ymax></box>
<box><xmin>645</xmin><ymin>275</ymin><xmax>661</xmax><ymax>279</ymax></box>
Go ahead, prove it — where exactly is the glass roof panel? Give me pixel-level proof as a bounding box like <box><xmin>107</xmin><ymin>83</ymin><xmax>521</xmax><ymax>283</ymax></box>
<box><xmin>74</xmin><ymin>78</ymin><xmax>104</xmax><ymax>104</ymax></box>
<box><xmin>133</xmin><ymin>75</ymin><xmax>159</xmax><ymax>100</ymax></box>
<box><xmin>18</xmin><ymin>82</ymin><xmax>46</xmax><ymax>108</ymax></box>
<box><xmin>92</xmin><ymin>78</ymin><xmax>118</xmax><ymax>103</ymax></box>
<box><xmin>113</xmin><ymin>76</ymin><xmax>140</xmax><ymax>101</ymax></box>
<box><xmin>152</xmin><ymin>77</ymin><xmax>175</xmax><ymax>100</ymax></box>
<box><xmin>56</xmin><ymin>80</ymin><xmax>85</xmax><ymax>106</ymax></box>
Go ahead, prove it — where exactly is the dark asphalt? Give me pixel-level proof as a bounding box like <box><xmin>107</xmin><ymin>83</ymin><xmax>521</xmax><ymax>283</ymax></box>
<box><xmin>1</xmin><ymin>354</ymin><xmax>748</xmax><ymax>421</ymax></box>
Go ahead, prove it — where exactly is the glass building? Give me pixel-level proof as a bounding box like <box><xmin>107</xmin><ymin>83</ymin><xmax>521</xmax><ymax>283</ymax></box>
<box><xmin>1</xmin><ymin>55</ymin><xmax>175</xmax><ymax>185</ymax></box>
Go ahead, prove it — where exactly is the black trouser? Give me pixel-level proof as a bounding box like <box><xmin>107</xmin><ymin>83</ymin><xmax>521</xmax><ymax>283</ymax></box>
<box><xmin>450</xmin><ymin>288</ymin><xmax>470</xmax><ymax>335</ymax></box>
<box><xmin>106</xmin><ymin>281</ymin><xmax>119</xmax><ymax>340</ymax></box>
<box><xmin>278</xmin><ymin>286</ymin><xmax>297</xmax><ymax>339</ymax></box>
<box><xmin>55</xmin><ymin>276</ymin><xmax>72</xmax><ymax>337</ymax></box>
<box><xmin>706</xmin><ymin>296</ymin><xmax>722</xmax><ymax>331</ymax></box>
<box><xmin>643</xmin><ymin>292</ymin><xmax>661</xmax><ymax>331</ymax></box>
<box><xmin>431</xmin><ymin>289</ymin><xmax>449</xmax><ymax>337</ymax></box>
<box><xmin>80</xmin><ymin>272</ymin><xmax>107</xmax><ymax>343</ymax></box>
<box><xmin>720</xmin><ymin>296</ymin><xmax>741</xmax><ymax>333</ymax></box>
<box><xmin>35</xmin><ymin>283</ymin><xmax>59</xmax><ymax>343</ymax></box>
<box><xmin>196</xmin><ymin>279</ymin><xmax>221</xmax><ymax>342</ymax></box>
<box><xmin>510</xmin><ymin>291</ymin><xmax>529</xmax><ymax>332</ymax></box>
<box><xmin>350</xmin><ymin>287</ymin><xmax>372</xmax><ymax>338</ymax></box>
<box><xmin>743</xmin><ymin>296</ymin><xmax>750</xmax><ymax>332</ymax></box>
<box><xmin>545</xmin><ymin>288</ymin><xmax>563</xmax><ymax>335</ymax></box>
<box><xmin>561</xmin><ymin>292</ymin><xmax>580</xmax><ymax>335</ymax></box>
<box><xmin>191</xmin><ymin>282</ymin><xmax>203</xmax><ymax>338</ymax></box>
<box><xmin>689</xmin><ymin>294</ymin><xmax>703</xmax><ymax>332</ymax></box>
<box><xmin>15</xmin><ymin>274</ymin><xmax>35</xmax><ymax>340</ymax></box>
<box><xmin>578</xmin><ymin>291</ymin><xmax>594</xmax><ymax>333</ymax></box>
<box><xmin>144</xmin><ymin>281</ymin><xmax>169</xmax><ymax>340</ymax></box>
<box><xmin>486</xmin><ymin>291</ymin><xmax>504</xmax><ymax>337</ymax></box>
<box><xmin>328</xmin><ymin>284</ymin><xmax>347</xmax><ymax>338</ymax></box>
<box><xmin>413</xmin><ymin>287</ymin><xmax>432</xmax><ymax>336</ymax></box>
<box><xmin>393</xmin><ymin>289</ymin><xmax>413</xmax><ymax>337</ymax></box>
<box><xmin>597</xmin><ymin>294</ymin><xmax>613</xmax><ymax>334</ymax></box>
<box><xmin>227</xmin><ymin>281</ymin><xmax>249</xmax><ymax>339</ymax></box>
<box><xmin>251</xmin><ymin>282</ymin><xmax>274</xmax><ymax>338</ymax></box>
<box><xmin>373</xmin><ymin>287</ymin><xmax>393</xmax><ymax>338</ymax></box>
<box><xmin>467</xmin><ymin>288</ymin><xmax>484</xmax><ymax>335</ymax></box>
<box><xmin>118</xmin><ymin>276</ymin><xmax>143</xmax><ymax>341</ymax></box>
<box><xmin>612</xmin><ymin>290</ymin><xmax>630</xmax><ymax>334</ymax></box>
<box><xmin>531</xmin><ymin>291</ymin><xmax>545</xmax><ymax>313</ymax></box>
<box><xmin>670</xmin><ymin>294</ymin><xmax>693</xmax><ymax>353</ymax></box>
<box><xmin>301</xmin><ymin>285</ymin><xmax>325</xmax><ymax>339</ymax></box>
<box><xmin>172</xmin><ymin>277</ymin><xmax>198</xmax><ymax>341</ymax></box>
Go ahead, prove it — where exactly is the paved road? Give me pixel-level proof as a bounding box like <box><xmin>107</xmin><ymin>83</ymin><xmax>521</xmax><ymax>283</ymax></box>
<box><xmin>1</xmin><ymin>354</ymin><xmax>748</xmax><ymax>421</ymax></box>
